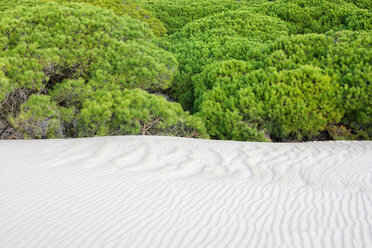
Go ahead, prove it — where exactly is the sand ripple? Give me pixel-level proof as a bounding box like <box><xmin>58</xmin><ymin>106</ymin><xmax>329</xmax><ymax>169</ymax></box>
<box><xmin>0</xmin><ymin>136</ymin><xmax>371</xmax><ymax>247</ymax></box>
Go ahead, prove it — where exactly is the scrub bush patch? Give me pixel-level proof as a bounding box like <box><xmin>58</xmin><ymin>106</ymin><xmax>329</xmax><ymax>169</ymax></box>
<box><xmin>1</xmin><ymin>0</ymin><xmax>370</xmax><ymax>141</ymax></box>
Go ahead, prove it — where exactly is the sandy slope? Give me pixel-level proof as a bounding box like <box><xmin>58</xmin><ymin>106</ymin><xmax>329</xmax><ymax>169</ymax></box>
<box><xmin>0</xmin><ymin>136</ymin><xmax>371</xmax><ymax>248</ymax></box>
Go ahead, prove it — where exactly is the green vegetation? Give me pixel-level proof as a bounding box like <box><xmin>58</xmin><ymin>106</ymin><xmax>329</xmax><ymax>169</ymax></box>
<box><xmin>141</xmin><ymin>0</ymin><xmax>262</xmax><ymax>34</ymax></box>
<box><xmin>163</xmin><ymin>10</ymin><xmax>293</xmax><ymax>110</ymax></box>
<box><xmin>1</xmin><ymin>0</ymin><xmax>371</xmax><ymax>141</ymax></box>
<box><xmin>44</xmin><ymin>0</ymin><xmax>167</xmax><ymax>36</ymax></box>
<box><xmin>77</xmin><ymin>88</ymin><xmax>208</xmax><ymax>138</ymax></box>
<box><xmin>262</xmin><ymin>31</ymin><xmax>372</xmax><ymax>137</ymax></box>
<box><xmin>0</xmin><ymin>0</ymin><xmax>192</xmax><ymax>139</ymax></box>
<box><xmin>195</xmin><ymin>63</ymin><xmax>343</xmax><ymax>141</ymax></box>
<box><xmin>10</xmin><ymin>94</ymin><xmax>73</xmax><ymax>139</ymax></box>
<box><xmin>251</xmin><ymin>0</ymin><xmax>371</xmax><ymax>33</ymax></box>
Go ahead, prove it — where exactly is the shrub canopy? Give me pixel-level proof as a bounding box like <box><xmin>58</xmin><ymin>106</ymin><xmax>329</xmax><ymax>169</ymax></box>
<box><xmin>161</xmin><ymin>10</ymin><xmax>292</xmax><ymax>110</ymax></box>
<box><xmin>193</xmin><ymin>31</ymin><xmax>371</xmax><ymax>140</ymax></box>
<box><xmin>195</xmin><ymin>63</ymin><xmax>343</xmax><ymax>141</ymax></box>
<box><xmin>1</xmin><ymin>0</ymin><xmax>371</xmax><ymax>141</ymax></box>
<box><xmin>0</xmin><ymin>0</ymin><xmax>199</xmax><ymax>139</ymax></box>
<box><xmin>252</xmin><ymin>0</ymin><xmax>371</xmax><ymax>33</ymax></box>
<box><xmin>142</xmin><ymin>0</ymin><xmax>263</xmax><ymax>34</ymax></box>
<box><xmin>45</xmin><ymin>0</ymin><xmax>167</xmax><ymax>36</ymax></box>
<box><xmin>77</xmin><ymin>88</ymin><xmax>209</xmax><ymax>138</ymax></box>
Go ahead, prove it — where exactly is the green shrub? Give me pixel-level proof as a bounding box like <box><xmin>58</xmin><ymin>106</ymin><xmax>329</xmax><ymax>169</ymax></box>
<box><xmin>176</xmin><ymin>10</ymin><xmax>295</xmax><ymax>41</ymax></box>
<box><xmin>326</xmin><ymin>124</ymin><xmax>358</xmax><ymax>140</ymax></box>
<box><xmin>345</xmin><ymin>9</ymin><xmax>372</xmax><ymax>30</ymax></box>
<box><xmin>10</xmin><ymin>95</ymin><xmax>74</xmax><ymax>139</ymax></box>
<box><xmin>142</xmin><ymin>0</ymin><xmax>262</xmax><ymax>34</ymax></box>
<box><xmin>192</xmin><ymin>31</ymin><xmax>371</xmax><ymax>140</ymax></box>
<box><xmin>343</xmin><ymin>0</ymin><xmax>372</xmax><ymax>9</ymax></box>
<box><xmin>0</xmin><ymin>0</ymin><xmax>43</xmax><ymax>10</ymax></box>
<box><xmin>192</xmin><ymin>60</ymin><xmax>255</xmax><ymax>109</ymax></box>
<box><xmin>252</xmin><ymin>0</ymin><xmax>370</xmax><ymax>33</ymax></box>
<box><xmin>0</xmin><ymin>0</ymin><xmax>177</xmax><ymax>138</ymax></box>
<box><xmin>261</xmin><ymin>31</ymin><xmax>372</xmax><ymax>136</ymax></box>
<box><xmin>45</xmin><ymin>0</ymin><xmax>167</xmax><ymax>36</ymax></box>
<box><xmin>48</xmin><ymin>78</ymin><xmax>92</xmax><ymax>108</ymax></box>
<box><xmin>77</xmin><ymin>88</ymin><xmax>209</xmax><ymax>138</ymax></box>
<box><xmin>196</xmin><ymin>64</ymin><xmax>343</xmax><ymax>141</ymax></box>
<box><xmin>0</xmin><ymin>0</ymin><xmax>175</xmax><ymax>95</ymax></box>
<box><xmin>162</xmin><ymin>10</ymin><xmax>291</xmax><ymax>110</ymax></box>
<box><xmin>1</xmin><ymin>0</ymin><xmax>370</xmax><ymax>142</ymax></box>
<box><xmin>0</xmin><ymin>60</ymin><xmax>12</xmax><ymax>103</ymax></box>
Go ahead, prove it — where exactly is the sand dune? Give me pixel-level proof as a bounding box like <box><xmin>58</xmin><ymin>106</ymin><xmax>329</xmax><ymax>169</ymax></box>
<box><xmin>0</xmin><ymin>136</ymin><xmax>371</xmax><ymax>248</ymax></box>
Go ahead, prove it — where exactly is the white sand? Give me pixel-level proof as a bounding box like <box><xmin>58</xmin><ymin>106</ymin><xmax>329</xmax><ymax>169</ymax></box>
<box><xmin>0</xmin><ymin>136</ymin><xmax>371</xmax><ymax>248</ymax></box>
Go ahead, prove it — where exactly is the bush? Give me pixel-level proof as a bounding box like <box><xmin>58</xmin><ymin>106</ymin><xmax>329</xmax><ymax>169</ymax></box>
<box><xmin>261</xmin><ymin>31</ymin><xmax>372</xmax><ymax>136</ymax></box>
<box><xmin>77</xmin><ymin>88</ymin><xmax>209</xmax><ymax>138</ymax></box>
<box><xmin>162</xmin><ymin>10</ymin><xmax>291</xmax><ymax>110</ymax></box>
<box><xmin>0</xmin><ymin>0</ymin><xmax>177</xmax><ymax>138</ymax></box>
<box><xmin>10</xmin><ymin>95</ymin><xmax>74</xmax><ymax>139</ymax></box>
<box><xmin>196</xmin><ymin>64</ymin><xmax>343</xmax><ymax>141</ymax></box>
<box><xmin>192</xmin><ymin>31</ymin><xmax>371</xmax><ymax>140</ymax></box>
<box><xmin>252</xmin><ymin>0</ymin><xmax>370</xmax><ymax>33</ymax></box>
<box><xmin>141</xmin><ymin>0</ymin><xmax>260</xmax><ymax>34</ymax></box>
<box><xmin>326</xmin><ymin>124</ymin><xmax>357</xmax><ymax>140</ymax></box>
<box><xmin>1</xmin><ymin>0</ymin><xmax>370</xmax><ymax>142</ymax></box>
<box><xmin>45</xmin><ymin>0</ymin><xmax>167</xmax><ymax>36</ymax></box>
<box><xmin>345</xmin><ymin>9</ymin><xmax>372</xmax><ymax>30</ymax></box>
<box><xmin>0</xmin><ymin>0</ymin><xmax>43</xmax><ymax>10</ymax></box>
<box><xmin>343</xmin><ymin>0</ymin><xmax>372</xmax><ymax>9</ymax></box>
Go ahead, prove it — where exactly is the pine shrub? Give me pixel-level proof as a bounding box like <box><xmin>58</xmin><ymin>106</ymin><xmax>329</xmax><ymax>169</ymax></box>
<box><xmin>0</xmin><ymin>0</ymin><xmax>177</xmax><ymax>138</ymax></box>
<box><xmin>261</xmin><ymin>31</ymin><xmax>372</xmax><ymax>137</ymax></box>
<box><xmin>77</xmin><ymin>88</ymin><xmax>209</xmax><ymax>138</ymax></box>
<box><xmin>10</xmin><ymin>95</ymin><xmax>74</xmax><ymax>139</ymax></box>
<box><xmin>252</xmin><ymin>0</ymin><xmax>370</xmax><ymax>33</ymax></box>
<box><xmin>196</xmin><ymin>64</ymin><xmax>343</xmax><ymax>141</ymax></box>
<box><xmin>141</xmin><ymin>0</ymin><xmax>262</xmax><ymax>34</ymax></box>
<box><xmin>162</xmin><ymin>10</ymin><xmax>291</xmax><ymax>110</ymax></box>
<box><xmin>45</xmin><ymin>0</ymin><xmax>167</xmax><ymax>36</ymax></box>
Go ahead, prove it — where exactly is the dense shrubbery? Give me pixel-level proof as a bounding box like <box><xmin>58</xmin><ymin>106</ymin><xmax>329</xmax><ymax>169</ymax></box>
<box><xmin>251</xmin><ymin>0</ymin><xmax>371</xmax><ymax>33</ymax></box>
<box><xmin>10</xmin><ymin>95</ymin><xmax>74</xmax><ymax>139</ymax></box>
<box><xmin>0</xmin><ymin>0</ymin><xmax>205</xmax><ymax>139</ymax></box>
<box><xmin>262</xmin><ymin>31</ymin><xmax>372</xmax><ymax>137</ymax></box>
<box><xmin>142</xmin><ymin>0</ymin><xmax>262</xmax><ymax>34</ymax></box>
<box><xmin>45</xmin><ymin>0</ymin><xmax>167</xmax><ymax>36</ymax></box>
<box><xmin>0</xmin><ymin>1</ymin><xmax>173</xmax><ymax>98</ymax></box>
<box><xmin>1</xmin><ymin>0</ymin><xmax>371</xmax><ymax>141</ymax></box>
<box><xmin>161</xmin><ymin>10</ymin><xmax>292</xmax><ymax>110</ymax></box>
<box><xmin>142</xmin><ymin>0</ymin><xmax>370</xmax><ymax>35</ymax></box>
<box><xmin>77</xmin><ymin>88</ymin><xmax>209</xmax><ymax>138</ymax></box>
<box><xmin>195</xmin><ymin>63</ymin><xmax>343</xmax><ymax>141</ymax></box>
<box><xmin>191</xmin><ymin>30</ymin><xmax>371</xmax><ymax>140</ymax></box>
<box><xmin>343</xmin><ymin>0</ymin><xmax>371</xmax><ymax>9</ymax></box>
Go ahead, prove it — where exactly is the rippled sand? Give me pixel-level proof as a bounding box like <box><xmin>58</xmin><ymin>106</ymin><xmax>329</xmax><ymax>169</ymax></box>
<box><xmin>1</xmin><ymin>136</ymin><xmax>371</xmax><ymax>247</ymax></box>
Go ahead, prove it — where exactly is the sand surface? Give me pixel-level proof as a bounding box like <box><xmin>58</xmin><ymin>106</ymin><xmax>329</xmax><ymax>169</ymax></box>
<box><xmin>0</xmin><ymin>136</ymin><xmax>371</xmax><ymax>247</ymax></box>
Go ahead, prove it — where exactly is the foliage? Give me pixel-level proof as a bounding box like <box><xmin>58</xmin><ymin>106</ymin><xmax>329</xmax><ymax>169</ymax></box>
<box><xmin>261</xmin><ymin>31</ymin><xmax>372</xmax><ymax>136</ymax></box>
<box><xmin>343</xmin><ymin>0</ymin><xmax>372</xmax><ymax>9</ymax></box>
<box><xmin>192</xmin><ymin>30</ymin><xmax>371</xmax><ymax>140</ymax></box>
<box><xmin>77</xmin><ymin>88</ymin><xmax>209</xmax><ymax>138</ymax></box>
<box><xmin>0</xmin><ymin>0</ymin><xmax>173</xmax><ymax>99</ymax></box>
<box><xmin>0</xmin><ymin>0</ymin><xmax>178</xmax><ymax>138</ymax></box>
<box><xmin>345</xmin><ymin>9</ymin><xmax>372</xmax><ymax>30</ymax></box>
<box><xmin>1</xmin><ymin>0</ymin><xmax>371</xmax><ymax>141</ymax></box>
<box><xmin>10</xmin><ymin>95</ymin><xmax>74</xmax><ymax>139</ymax></box>
<box><xmin>252</xmin><ymin>0</ymin><xmax>371</xmax><ymax>33</ymax></box>
<box><xmin>161</xmin><ymin>10</ymin><xmax>292</xmax><ymax>110</ymax></box>
<box><xmin>45</xmin><ymin>0</ymin><xmax>167</xmax><ymax>36</ymax></box>
<box><xmin>0</xmin><ymin>0</ymin><xmax>43</xmax><ymax>10</ymax></box>
<box><xmin>141</xmin><ymin>0</ymin><xmax>263</xmax><ymax>34</ymax></box>
<box><xmin>325</xmin><ymin>124</ymin><xmax>358</xmax><ymax>140</ymax></box>
<box><xmin>195</xmin><ymin>63</ymin><xmax>343</xmax><ymax>141</ymax></box>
